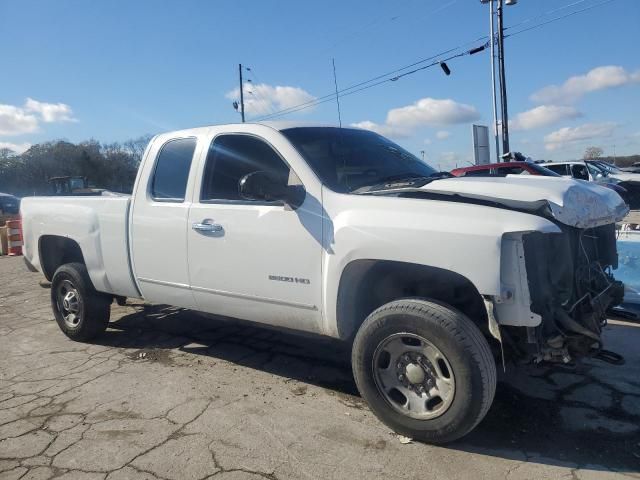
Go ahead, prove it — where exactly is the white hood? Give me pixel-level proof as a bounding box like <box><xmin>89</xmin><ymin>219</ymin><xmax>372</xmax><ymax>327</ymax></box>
<box><xmin>413</xmin><ymin>175</ymin><xmax>628</xmax><ymax>228</ymax></box>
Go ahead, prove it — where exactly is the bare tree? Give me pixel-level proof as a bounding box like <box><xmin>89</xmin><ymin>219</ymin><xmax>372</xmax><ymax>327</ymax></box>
<box><xmin>584</xmin><ymin>146</ymin><xmax>604</xmax><ymax>160</ymax></box>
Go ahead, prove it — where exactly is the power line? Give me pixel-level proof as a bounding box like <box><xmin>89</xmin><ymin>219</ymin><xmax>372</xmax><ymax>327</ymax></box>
<box><xmin>504</xmin><ymin>0</ymin><xmax>592</xmax><ymax>31</ymax></box>
<box><xmin>257</xmin><ymin>49</ymin><xmax>480</xmax><ymax>120</ymax></box>
<box><xmin>255</xmin><ymin>36</ymin><xmax>487</xmax><ymax>121</ymax></box>
<box><xmin>244</xmin><ymin>66</ymin><xmax>278</xmax><ymax>116</ymax></box>
<box><xmin>506</xmin><ymin>0</ymin><xmax>619</xmax><ymax>37</ymax></box>
<box><xmin>254</xmin><ymin>0</ymin><xmax>619</xmax><ymax>122</ymax></box>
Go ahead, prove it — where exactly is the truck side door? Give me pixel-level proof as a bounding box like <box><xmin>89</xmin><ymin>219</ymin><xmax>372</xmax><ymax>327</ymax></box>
<box><xmin>187</xmin><ymin>132</ymin><xmax>323</xmax><ymax>333</ymax></box>
<box><xmin>130</xmin><ymin>136</ymin><xmax>200</xmax><ymax>309</ymax></box>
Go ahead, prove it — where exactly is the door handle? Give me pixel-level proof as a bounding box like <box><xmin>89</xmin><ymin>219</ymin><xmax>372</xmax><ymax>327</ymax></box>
<box><xmin>192</xmin><ymin>220</ymin><xmax>223</xmax><ymax>233</ymax></box>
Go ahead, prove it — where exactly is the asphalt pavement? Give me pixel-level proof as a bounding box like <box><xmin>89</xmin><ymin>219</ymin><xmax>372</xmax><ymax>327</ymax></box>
<box><xmin>1</xmin><ymin>256</ymin><xmax>639</xmax><ymax>480</ymax></box>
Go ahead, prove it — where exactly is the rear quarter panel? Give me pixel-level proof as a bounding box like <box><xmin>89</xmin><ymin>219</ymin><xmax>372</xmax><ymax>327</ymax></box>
<box><xmin>21</xmin><ymin>196</ymin><xmax>140</xmax><ymax>298</ymax></box>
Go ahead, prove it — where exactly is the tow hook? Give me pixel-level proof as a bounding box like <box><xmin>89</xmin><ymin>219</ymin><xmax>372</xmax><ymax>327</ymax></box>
<box><xmin>594</xmin><ymin>349</ymin><xmax>625</xmax><ymax>365</ymax></box>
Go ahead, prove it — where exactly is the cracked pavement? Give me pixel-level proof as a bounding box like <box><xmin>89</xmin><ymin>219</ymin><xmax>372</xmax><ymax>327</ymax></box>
<box><xmin>0</xmin><ymin>256</ymin><xmax>639</xmax><ymax>480</ymax></box>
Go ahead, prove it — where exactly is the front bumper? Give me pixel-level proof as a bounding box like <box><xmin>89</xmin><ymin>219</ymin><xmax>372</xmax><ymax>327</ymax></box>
<box><xmin>521</xmin><ymin>224</ymin><xmax>624</xmax><ymax>360</ymax></box>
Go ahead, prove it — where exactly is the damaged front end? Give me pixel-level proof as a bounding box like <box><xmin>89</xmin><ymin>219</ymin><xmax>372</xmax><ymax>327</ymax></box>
<box><xmin>518</xmin><ymin>224</ymin><xmax>624</xmax><ymax>363</ymax></box>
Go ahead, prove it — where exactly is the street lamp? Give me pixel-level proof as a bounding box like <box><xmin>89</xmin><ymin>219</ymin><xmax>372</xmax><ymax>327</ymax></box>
<box><xmin>481</xmin><ymin>0</ymin><xmax>517</xmax><ymax>161</ymax></box>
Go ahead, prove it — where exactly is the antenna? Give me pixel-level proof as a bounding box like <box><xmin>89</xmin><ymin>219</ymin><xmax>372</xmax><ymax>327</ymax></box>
<box><xmin>332</xmin><ymin>58</ymin><xmax>342</xmax><ymax>127</ymax></box>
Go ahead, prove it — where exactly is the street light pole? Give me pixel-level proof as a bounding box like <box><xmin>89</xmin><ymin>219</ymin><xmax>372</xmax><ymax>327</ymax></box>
<box><xmin>482</xmin><ymin>0</ymin><xmax>515</xmax><ymax>160</ymax></box>
<box><xmin>497</xmin><ymin>0</ymin><xmax>510</xmax><ymax>156</ymax></box>
<box><xmin>489</xmin><ymin>0</ymin><xmax>500</xmax><ymax>162</ymax></box>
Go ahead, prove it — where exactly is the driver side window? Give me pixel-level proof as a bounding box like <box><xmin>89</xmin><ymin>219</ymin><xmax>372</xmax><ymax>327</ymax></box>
<box><xmin>571</xmin><ymin>164</ymin><xmax>589</xmax><ymax>180</ymax></box>
<box><xmin>200</xmin><ymin>134</ymin><xmax>291</xmax><ymax>202</ymax></box>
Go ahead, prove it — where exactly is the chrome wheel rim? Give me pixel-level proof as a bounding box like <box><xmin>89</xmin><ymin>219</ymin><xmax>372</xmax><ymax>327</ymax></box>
<box><xmin>56</xmin><ymin>280</ymin><xmax>82</xmax><ymax>328</ymax></box>
<box><xmin>372</xmin><ymin>333</ymin><xmax>456</xmax><ymax>420</ymax></box>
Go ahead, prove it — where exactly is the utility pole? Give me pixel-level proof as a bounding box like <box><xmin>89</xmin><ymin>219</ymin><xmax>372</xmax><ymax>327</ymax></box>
<box><xmin>238</xmin><ymin>63</ymin><xmax>246</xmax><ymax>123</ymax></box>
<box><xmin>497</xmin><ymin>0</ymin><xmax>510</xmax><ymax>157</ymax></box>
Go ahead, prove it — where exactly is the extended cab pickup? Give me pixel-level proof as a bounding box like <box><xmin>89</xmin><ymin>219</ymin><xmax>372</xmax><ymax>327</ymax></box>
<box><xmin>22</xmin><ymin>123</ymin><xmax>628</xmax><ymax>443</ymax></box>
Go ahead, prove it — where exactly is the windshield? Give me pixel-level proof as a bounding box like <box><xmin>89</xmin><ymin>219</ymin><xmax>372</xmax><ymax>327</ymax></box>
<box><xmin>281</xmin><ymin>127</ymin><xmax>438</xmax><ymax>193</ymax></box>
<box><xmin>589</xmin><ymin>161</ymin><xmax>620</xmax><ymax>174</ymax></box>
<box><xmin>585</xmin><ymin>162</ymin><xmax>607</xmax><ymax>177</ymax></box>
<box><xmin>69</xmin><ymin>178</ymin><xmax>86</xmax><ymax>190</ymax></box>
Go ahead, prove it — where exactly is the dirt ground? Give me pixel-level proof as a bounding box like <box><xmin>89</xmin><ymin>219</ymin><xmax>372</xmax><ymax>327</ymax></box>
<box><xmin>1</xmin><ymin>255</ymin><xmax>639</xmax><ymax>480</ymax></box>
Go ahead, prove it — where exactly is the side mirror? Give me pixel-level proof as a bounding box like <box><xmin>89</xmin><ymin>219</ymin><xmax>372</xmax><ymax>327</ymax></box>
<box><xmin>239</xmin><ymin>171</ymin><xmax>305</xmax><ymax>209</ymax></box>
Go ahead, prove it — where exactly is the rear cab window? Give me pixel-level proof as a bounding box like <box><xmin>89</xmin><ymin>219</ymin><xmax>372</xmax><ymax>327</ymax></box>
<box><xmin>150</xmin><ymin>138</ymin><xmax>197</xmax><ymax>201</ymax></box>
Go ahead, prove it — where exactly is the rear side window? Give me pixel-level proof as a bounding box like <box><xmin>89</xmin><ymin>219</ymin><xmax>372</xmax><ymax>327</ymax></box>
<box><xmin>151</xmin><ymin>138</ymin><xmax>197</xmax><ymax>201</ymax></box>
<box><xmin>201</xmin><ymin>134</ymin><xmax>290</xmax><ymax>201</ymax></box>
<box><xmin>463</xmin><ymin>168</ymin><xmax>493</xmax><ymax>177</ymax></box>
<box><xmin>545</xmin><ymin>164</ymin><xmax>569</xmax><ymax>176</ymax></box>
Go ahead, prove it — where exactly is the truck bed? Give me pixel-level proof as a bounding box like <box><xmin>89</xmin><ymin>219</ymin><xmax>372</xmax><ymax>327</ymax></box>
<box><xmin>21</xmin><ymin>195</ymin><xmax>140</xmax><ymax>298</ymax></box>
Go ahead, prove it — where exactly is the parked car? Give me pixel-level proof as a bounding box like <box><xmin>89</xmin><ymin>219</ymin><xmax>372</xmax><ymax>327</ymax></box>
<box><xmin>451</xmin><ymin>161</ymin><xmax>559</xmax><ymax>177</ymax></box>
<box><xmin>451</xmin><ymin>161</ymin><xmax>629</xmax><ymax>204</ymax></box>
<box><xmin>546</xmin><ymin>161</ymin><xmax>637</xmax><ymax>208</ymax></box>
<box><xmin>21</xmin><ymin>123</ymin><xmax>628</xmax><ymax>443</ymax></box>
<box><xmin>620</xmin><ymin>162</ymin><xmax>640</xmax><ymax>173</ymax></box>
<box><xmin>0</xmin><ymin>193</ymin><xmax>20</xmax><ymax>220</ymax></box>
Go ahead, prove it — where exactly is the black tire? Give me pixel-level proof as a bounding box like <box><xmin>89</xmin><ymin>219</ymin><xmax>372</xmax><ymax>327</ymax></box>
<box><xmin>352</xmin><ymin>298</ymin><xmax>496</xmax><ymax>444</ymax></box>
<box><xmin>51</xmin><ymin>262</ymin><xmax>111</xmax><ymax>342</ymax></box>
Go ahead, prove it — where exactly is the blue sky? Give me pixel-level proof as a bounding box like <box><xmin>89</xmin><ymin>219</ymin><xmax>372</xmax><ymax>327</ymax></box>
<box><xmin>1</xmin><ymin>0</ymin><xmax>639</xmax><ymax>170</ymax></box>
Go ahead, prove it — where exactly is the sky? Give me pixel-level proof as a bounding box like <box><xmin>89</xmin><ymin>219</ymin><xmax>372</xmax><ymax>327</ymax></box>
<box><xmin>1</xmin><ymin>0</ymin><xmax>639</xmax><ymax>171</ymax></box>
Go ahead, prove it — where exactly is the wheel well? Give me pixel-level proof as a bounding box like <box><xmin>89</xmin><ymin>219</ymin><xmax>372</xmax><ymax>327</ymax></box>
<box><xmin>39</xmin><ymin>236</ymin><xmax>86</xmax><ymax>281</ymax></box>
<box><xmin>336</xmin><ymin>260</ymin><xmax>488</xmax><ymax>340</ymax></box>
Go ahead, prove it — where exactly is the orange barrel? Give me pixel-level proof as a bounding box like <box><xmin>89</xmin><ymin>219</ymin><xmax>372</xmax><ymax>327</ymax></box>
<box><xmin>6</xmin><ymin>219</ymin><xmax>22</xmax><ymax>256</ymax></box>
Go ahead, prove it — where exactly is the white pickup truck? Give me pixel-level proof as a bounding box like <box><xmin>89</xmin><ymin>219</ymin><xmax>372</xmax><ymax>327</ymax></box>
<box><xmin>22</xmin><ymin>123</ymin><xmax>628</xmax><ymax>443</ymax></box>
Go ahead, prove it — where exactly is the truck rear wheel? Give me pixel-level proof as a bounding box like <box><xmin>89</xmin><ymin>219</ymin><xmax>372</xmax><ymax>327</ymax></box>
<box><xmin>51</xmin><ymin>263</ymin><xmax>111</xmax><ymax>342</ymax></box>
<box><xmin>352</xmin><ymin>298</ymin><xmax>496</xmax><ymax>444</ymax></box>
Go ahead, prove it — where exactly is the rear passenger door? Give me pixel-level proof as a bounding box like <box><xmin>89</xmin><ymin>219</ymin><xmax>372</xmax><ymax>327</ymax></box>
<box><xmin>187</xmin><ymin>133</ymin><xmax>323</xmax><ymax>333</ymax></box>
<box><xmin>130</xmin><ymin>136</ymin><xmax>200</xmax><ymax>309</ymax></box>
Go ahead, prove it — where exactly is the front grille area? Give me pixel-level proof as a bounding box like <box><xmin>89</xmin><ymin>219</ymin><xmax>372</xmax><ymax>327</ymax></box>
<box><xmin>522</xmin><ymin>224</ymin><xmax>624</xmax><ymax>361</ymax></box>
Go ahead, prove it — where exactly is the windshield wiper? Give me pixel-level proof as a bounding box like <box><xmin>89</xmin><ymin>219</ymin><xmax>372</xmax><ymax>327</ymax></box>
<box><xmin>352</xmin><ymin>172</ymin><xmax>450</xmax><ymax>194</ymax></box>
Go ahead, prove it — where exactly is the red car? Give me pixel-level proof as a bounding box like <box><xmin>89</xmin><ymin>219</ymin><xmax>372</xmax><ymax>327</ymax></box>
<box><xmin>450</xmin><ymin>161</ymin><xmax>559</xmax><ymax>177</ymax></box>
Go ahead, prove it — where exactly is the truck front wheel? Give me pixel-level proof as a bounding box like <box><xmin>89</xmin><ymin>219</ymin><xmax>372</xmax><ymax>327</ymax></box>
<box><xmin>352</xmin><ymin>298</ymin><xmax>496</xmax><ymax>444</ymax></box>
<box><xmin>51</xmin><ymin>263</ymin><xmax>111</xmax><ymax>342</ymax></box>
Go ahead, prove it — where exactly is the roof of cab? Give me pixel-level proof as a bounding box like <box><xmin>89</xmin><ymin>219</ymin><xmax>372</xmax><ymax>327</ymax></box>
<box><xmin>153</xmin><ymin>121</ymin><xmax>349</xmax><ymax>140</ymax></box>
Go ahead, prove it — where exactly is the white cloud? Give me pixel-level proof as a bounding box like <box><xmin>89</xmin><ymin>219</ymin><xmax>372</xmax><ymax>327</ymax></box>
<box><xmin>0</xmin><ymin>98</ymin><xmax>76</xmax><ymax>136</ymax></box>
<box><xmin>0</xmin><ymin>104</ymin><xmax>38</xmax><ymax>135</ymax></box>
<box><xmin>352</xmin><ymin>97</ymin><xmax>479</xmax><ymax>139</ymax></box>
<box><xmin>226</xmin><ymin>83</ymin><xmax>316</xmax><ymax>116</ymax></box>
<box><xmin>531</xmin><ymin>66</ymin><xmax>640</xmax><ymax>104</ymax></box>
<box><xmin>435</xmin><ymin>130</ymin><xmax>451</xmax><ymax>140</ymax></box>
<box><xmin>440</xmin><ymin>152</ymin><xmax>459</xmax><ymax>163</ymax></box>
<box><xmin>423</xmin><ymin>138</ymin><xmax>432</xmax><ymax>145</ymax></box>
<box><xmin>350</xmin><ymin>120</ymin><xmax>409</xmax><ymax>138</ymax></box>
<box><xmin>25</xmin><ymin>98</ymin><xmax>76</xmax><ymax>123</ymax></box>
<box><xmin>386</xmin><ymin>97</ymin><xmax>480</xmax><ymax>129</ymax></box>
<box><xmin>0</xmin><ymin>141</ymin><xmax>31</xmax><ymax>154</ymax></box>
<box><xmin>544</xmin><ymin>122</ymin><xmax>617</xmax><ymax>151</ymax></box>
<box><xmin>510</xmin><ymin>105</ymin><xmax>581</xmax><ymax>131</ymax></box>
